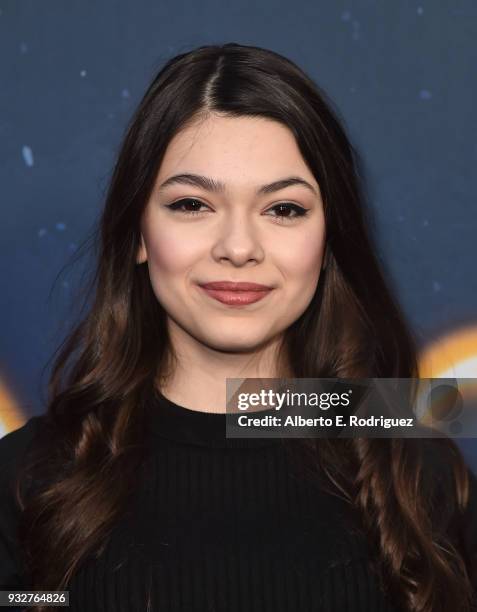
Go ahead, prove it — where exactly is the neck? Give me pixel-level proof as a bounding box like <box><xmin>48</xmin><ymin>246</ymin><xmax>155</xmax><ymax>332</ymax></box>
<box><xmin>156</xmin><ymin>320</ymin><xmax>291</xmax><ymax>413</ymax></box>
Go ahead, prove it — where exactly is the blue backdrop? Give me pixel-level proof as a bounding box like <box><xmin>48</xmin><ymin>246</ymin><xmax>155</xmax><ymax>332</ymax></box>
<box><xmin>1</xmin><ymin>1</ymin><xmax>476</xmax><ymax>467</ymax></box>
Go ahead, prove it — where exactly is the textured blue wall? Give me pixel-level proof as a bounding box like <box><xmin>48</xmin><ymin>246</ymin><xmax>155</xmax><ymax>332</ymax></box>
<box><xmin>1</xmin><ymin>2</ymin><xmax>476</xmax><ymax>464</ymax></box>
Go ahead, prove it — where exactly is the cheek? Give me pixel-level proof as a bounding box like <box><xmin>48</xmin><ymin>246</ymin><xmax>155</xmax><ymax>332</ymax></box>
<box><xmin>145</xmin><ymin>228</ymin><xmax>204</xmax><ymax>280</ymax></box>
<box><xmin>276</xmin><ymin>227</ymin><xmax>325</xmax><ymax>284</ymax></box>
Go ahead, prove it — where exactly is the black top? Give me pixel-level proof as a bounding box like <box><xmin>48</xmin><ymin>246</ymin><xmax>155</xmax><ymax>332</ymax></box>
<box><xmin>1</xmin><ymin>392</ymin><xmax>477</xmax><ymax>611</ymax></box>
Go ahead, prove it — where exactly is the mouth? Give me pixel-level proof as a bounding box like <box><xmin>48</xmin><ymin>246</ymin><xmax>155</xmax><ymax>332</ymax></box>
<box><xmin>197</xmin><ymin>281</ymin><xmax>274</xmax><ymax>307</ymax></box>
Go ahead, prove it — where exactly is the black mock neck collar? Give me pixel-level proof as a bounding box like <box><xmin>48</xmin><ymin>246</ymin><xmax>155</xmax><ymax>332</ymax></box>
<box><xmin>148</xmin><ymin>390</ymin><xmax>283</xmax><ymax>449</ymax></box>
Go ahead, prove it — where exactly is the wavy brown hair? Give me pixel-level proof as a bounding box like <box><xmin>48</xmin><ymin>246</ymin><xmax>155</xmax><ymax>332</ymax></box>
<box><xmin>15</xmin><ymin>42</ymin><xmax>476</xmax><ymax>611</ymax></box>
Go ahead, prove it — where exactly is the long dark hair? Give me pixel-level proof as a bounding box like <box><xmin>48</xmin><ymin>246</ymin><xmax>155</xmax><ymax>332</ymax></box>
<box><xmin>15</xmin><ymin>43</ymin><xmax>475</xmax><ymax>611</ymax></box>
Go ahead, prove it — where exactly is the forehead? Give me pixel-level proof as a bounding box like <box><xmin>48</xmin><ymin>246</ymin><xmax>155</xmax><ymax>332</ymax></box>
<box><xmin>156</xmin><ymin>113</ymin><xmax>317</xmax><ymax>191</ymax></box>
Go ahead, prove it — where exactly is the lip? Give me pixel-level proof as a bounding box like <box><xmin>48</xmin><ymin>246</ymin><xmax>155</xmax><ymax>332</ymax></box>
<box><xmin>197</xmin><ymin>281</ymin><xmax>274</xmax><ymax>306</ymax></box>
<box><xmin>199</xmin><ymin>281</ymin><xmax>272</xmax><ymax>291</ymax></box>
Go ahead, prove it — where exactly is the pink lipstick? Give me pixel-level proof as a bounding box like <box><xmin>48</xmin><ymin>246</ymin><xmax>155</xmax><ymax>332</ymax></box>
<box><xmin>198</xmin><ymin>281</ymin><xmax>273</xmax><ymax>306</ymax></box>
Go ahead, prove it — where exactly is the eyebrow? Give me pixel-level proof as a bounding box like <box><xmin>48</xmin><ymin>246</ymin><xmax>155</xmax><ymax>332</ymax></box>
<box><xmin>156</xmin><ymin>173</ymin><xmax>319</xmax><ymax>197</ymax></box>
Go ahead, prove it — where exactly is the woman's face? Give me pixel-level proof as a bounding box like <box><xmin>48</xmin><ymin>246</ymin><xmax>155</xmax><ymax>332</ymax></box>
<box><xmin>138</xmin><ymin>113</ymin><xmax>326</xmax><ymax>354</ymax></box>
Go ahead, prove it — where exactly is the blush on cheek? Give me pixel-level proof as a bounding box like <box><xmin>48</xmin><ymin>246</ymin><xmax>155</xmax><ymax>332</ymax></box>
<box><xmin>147</xmin><ymin>238</ymin><xmax>176</xmax><ymax>271</ymax></box>
<box><xmin>280</xmin><ymin>234</ymin><xmax>325</xmax><ymax>280</ymax></box>
<box><xmin>145</xmin><ymin>229</ymin><xmax>207</xmax><ymax>277</ymax></box>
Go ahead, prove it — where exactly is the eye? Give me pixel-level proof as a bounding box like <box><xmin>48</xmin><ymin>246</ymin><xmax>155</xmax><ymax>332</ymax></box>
<box><xmin>265</xmin><ymin>202</ymin><xmax>309</xmax><ymax>223</ymax></box>
<box><xmin>165</xmin><ymin>198</ymin><xmax>211</xmax><ymax>216</ymax></box>
<box><xmin>164</xmin><ymin>198</ymin><xmax>309</xmax><ymax>223</ymax></box>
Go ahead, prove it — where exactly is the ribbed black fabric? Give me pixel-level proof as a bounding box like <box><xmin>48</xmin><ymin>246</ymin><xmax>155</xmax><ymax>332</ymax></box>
<box><xmin>0</xmin><ymin>393</ymin><xmax>438</xmax><ymax>611</ymax></box>
<box><xmin>66</xmin><ymin>392</ymin><xmax>396</xmax><ymax>611</ymax></box>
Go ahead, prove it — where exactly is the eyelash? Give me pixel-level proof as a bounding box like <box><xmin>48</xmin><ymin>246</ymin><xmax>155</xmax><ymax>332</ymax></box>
<box><xmin>164</xmin><ymin>198</ymin><xmax>309</xmax><ymax>224</ymax></box>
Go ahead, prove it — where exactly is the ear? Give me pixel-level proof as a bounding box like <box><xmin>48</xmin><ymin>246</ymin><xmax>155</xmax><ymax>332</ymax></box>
<box><xmin>136</xmin><ymin>233</ymin><xmax>147</xmax><ymax>264</ymax></box>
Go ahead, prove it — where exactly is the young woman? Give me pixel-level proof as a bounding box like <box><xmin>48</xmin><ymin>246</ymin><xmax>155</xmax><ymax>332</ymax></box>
<box><xmin>1</xmin><ymin>42</ymin><xmax>476</xmax><ymax>612</ymax></box>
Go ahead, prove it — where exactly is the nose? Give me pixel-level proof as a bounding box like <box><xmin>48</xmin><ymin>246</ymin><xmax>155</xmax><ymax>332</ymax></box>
<box><xmin>211</xmin><ymin>210</ymin><xmax>265</xmax><ymax>266</ymax></box>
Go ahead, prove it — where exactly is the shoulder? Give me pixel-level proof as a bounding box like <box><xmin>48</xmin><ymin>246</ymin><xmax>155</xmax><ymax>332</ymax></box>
<box><xmin>0</xmin><ymin>415</ymin><xmax>44</xmax><ymax>452</ymax></box>
<box><xmin>0</xmin><ymin>416</ymin><xmax>46</xmax><ymax>479</ymax></box>
<box><xmin>0</xmin><ymin>414</ymin><xmax>51</xmax><ymax>520</ymax></box>
<box><xmin>0</xmin><ymin>415</ymin><xmax>48</xmax><ymax>515</ymax></box>
<box><xmin>419</xmin><ymin>437</ymin><xmax>477</xmax><ymax>508</ymax></box>
<box><xmin>0</xmin><ymin>415</ymin><xmax>47</xmax><ymax>589</ymax></box>
<box><xmin>420</xmin><ymin>438</ymin><xmax>477</xmax><ymax>569</ymax></box>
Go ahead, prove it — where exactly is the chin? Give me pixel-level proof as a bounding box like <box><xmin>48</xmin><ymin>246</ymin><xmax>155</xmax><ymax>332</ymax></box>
<box><xmin>208</xmin><ymin>337</ymin><xmax>265</xmax><ymax>353</ymax></box>
<box><xmin>199</xmin><ymin>330</ymin><xmax>270</xmax><ymax>354</ymax></box>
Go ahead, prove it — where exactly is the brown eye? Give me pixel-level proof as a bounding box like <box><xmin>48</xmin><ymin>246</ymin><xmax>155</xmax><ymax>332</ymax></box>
<box><xmin>266</xmin><ymin>203</ymin><xmax>309</xmax><ymax>222</ymax></box>
<box><xmin>165</xmin><ymin>198</ymin><xmax>211</xmax><ymax>215</ymax></box>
